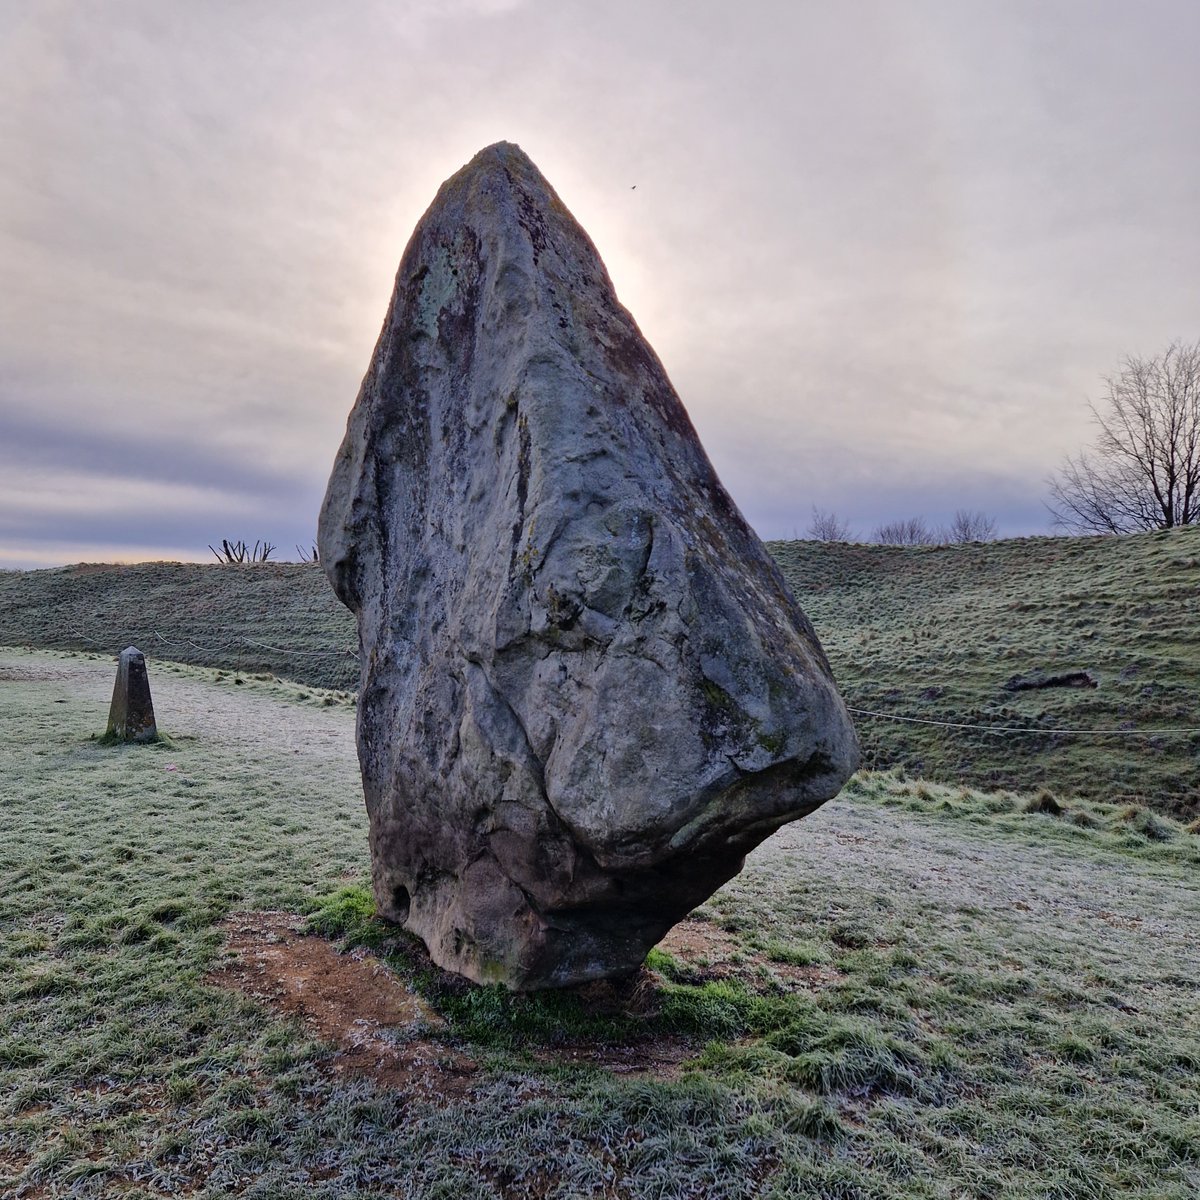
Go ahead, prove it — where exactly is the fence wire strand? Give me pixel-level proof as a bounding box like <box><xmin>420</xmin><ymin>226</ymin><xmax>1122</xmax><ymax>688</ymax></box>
<box><xmin>57</xmin><ymin>625</ymin><xmax>1200</xmax><ymax>738</ymax></box>
<box><xmin>845</xmin><ymin>705</ymin><xmax>1200</xmax><ymax>737</ymax></box>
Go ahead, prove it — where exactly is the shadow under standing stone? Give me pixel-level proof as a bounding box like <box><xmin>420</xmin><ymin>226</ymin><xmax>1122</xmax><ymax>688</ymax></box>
<box><xmin>105</xmin><ymin>646</ymin><xmax>158</xmax><ymax>743</ymax></box>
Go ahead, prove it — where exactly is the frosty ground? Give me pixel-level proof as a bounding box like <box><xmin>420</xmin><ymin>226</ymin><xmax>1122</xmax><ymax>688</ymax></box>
<box><xmin>1</xmin><ymin>649</ymin><xmax>1197</xmax><ymax>1199</ymax></box>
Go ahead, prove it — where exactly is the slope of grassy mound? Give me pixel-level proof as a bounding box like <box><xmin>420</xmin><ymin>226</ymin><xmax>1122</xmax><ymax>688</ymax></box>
<box><xmin>0</xmin><ymin>561</ymin><xmax>358</xmax><ymax>691</ymax></box>
<box><xmin>770</xmin><ymin>525</ymin><xmax>1200</xmax><ymax>813</ymax></box>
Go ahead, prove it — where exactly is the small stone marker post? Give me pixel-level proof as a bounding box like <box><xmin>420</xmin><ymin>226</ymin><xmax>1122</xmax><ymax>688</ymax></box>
<box><xmin>106</xmin><ymin>647</ymin><xmax>158</xmax><ymax>743</ymax></box>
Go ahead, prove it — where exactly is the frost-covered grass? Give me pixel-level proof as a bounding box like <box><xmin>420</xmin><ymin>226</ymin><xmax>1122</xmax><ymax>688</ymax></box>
<box><xmin>0</xmin><ymin>560</ymin><xmax>358</xmax><ymax>691</ymax></box>
<box><xmin>2</xmin><ymin>650</ymin><xmax>1198</xmax><ymax>1198</ymax></box>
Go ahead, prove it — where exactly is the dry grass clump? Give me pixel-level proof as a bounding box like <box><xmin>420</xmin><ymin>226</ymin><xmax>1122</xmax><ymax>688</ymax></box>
<box><xmin>1024</xmin><ymin>787</ymin><xmax>1063</xmax><ymax>816</ymax></box>
<box><xmin>1115</xmin><ymin>805</ymin><xmax>1179</xmax><ymax>842</ymax></box>
<box><xmin>844</xmin><ymin>771</ymin><xmax>1198</xmax><ymax>868</ymax></box>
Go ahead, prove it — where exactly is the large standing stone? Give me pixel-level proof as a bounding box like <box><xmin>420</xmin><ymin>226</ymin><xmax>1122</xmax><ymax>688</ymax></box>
<box><xmin>106</xmin><ymin>647</ymin><xmax>157</xmax><ymax>743</ymax></box>
<box><xmin>319</xmin><ymin>142</ymin><xmax>858</xmax><ymax>989</ymax></box>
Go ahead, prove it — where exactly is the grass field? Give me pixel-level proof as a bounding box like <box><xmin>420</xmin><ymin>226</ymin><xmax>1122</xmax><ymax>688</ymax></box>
<box><xmin>2</xmin><ymin>649</ymin><xmax>1197</xmax><ymax>1199</ymax></box>
<box><xmin>2</xmin><ymin>526</ymin><xmax>1197</xmax><ymax>812</ymax></box>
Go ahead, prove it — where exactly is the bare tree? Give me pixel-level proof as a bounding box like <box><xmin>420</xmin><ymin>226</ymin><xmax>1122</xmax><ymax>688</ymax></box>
<box><xmin>1048</xmin><ymin>339</ymin><xmax>1200</xmax><ymax>532</ymax></box>
<box><xmin>944</xmin><ymin>509</ymin><xmax>998</xmax><ymax>543</ymax></box>
<box><xmin>873</xmin><ymin>516</ymin><xmax>937</xmax><ymax>546</ymax></box>
<box><xmin>209</xmin><ymin>538</ymin><xmax>276</xmax><ymax>563</ymax></box>
<box><xmin>807</xmin><ymin>506</ymin><xmax>855</xmax><ymax>541</ymax></box>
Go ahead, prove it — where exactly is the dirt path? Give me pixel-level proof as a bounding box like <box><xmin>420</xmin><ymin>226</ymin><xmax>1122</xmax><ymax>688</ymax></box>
<box><xmin>0</xmin><ymin>647</ymin><xmax>358</xmax><ymax>774</ymax></box>
<box><xmin>746</xmin><ymin>792</ymin><xmax>1199</xmax><ymax>986</ymax></box>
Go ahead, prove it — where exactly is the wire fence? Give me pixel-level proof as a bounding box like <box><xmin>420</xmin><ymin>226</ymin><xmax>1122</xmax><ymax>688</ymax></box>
<box><xmin>47</xmin><ymin>622</ymin><xmax>1200</xmax><ymax>740</ymax></box>
<box><xmin>65</xmin><ymin>625</ymin><xmax>356</xmax><ymax>661</ymax></box>
<box><xmin>844</xmin><ymin>705</ymin><xmax>1200</xmax><ymax>738</ymax></box>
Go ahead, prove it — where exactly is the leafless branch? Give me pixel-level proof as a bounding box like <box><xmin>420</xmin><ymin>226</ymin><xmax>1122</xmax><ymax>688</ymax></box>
<box><xmin>873</xmin><ymin>516</ymin><xmax>937</xmax><ymax>546</ymax></box>
<box><xmin>944</xmin><ymin>509</ymin><xmax>998</xmax><ymax>543</ymax></box>
<box><xmin>1049</xmin><ymin>339</ymin><xmax>1200</xmax><ymax>532</ymax></box>
<box><xmin>807</xmin><ymin>507</ymin><xmax>855</xmax><ymax>541</ymax></box>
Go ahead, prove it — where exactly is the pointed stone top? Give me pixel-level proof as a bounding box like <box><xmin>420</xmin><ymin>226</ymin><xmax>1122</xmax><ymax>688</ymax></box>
<box><xmin>434</xmin><ymin>141</ymin><xmax>545</xmax><ymax>197</ymax></box>
<box><xmin>458</xmin><ymin>141</ymin><xmax>537</xmax><ymax>175</ymax></box>
<box><xmin>468</xmin><ymin>140</ymin><xmax>529</xmax><ymax>162</ymax></box>
<box><xmin>413</xmin><ymin>141</ymin><xmax>598</xmax><ymax>281</ymax></box>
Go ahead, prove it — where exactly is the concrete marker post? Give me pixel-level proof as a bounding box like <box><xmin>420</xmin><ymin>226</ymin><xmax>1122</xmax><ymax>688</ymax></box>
<box><xmin>105</xmin><ymin>646</ymin><xmax>158</xmax><ymax>743</ymax></box>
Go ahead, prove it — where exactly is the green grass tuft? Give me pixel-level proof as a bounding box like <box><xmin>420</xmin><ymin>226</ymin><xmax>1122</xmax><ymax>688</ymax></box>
<box><xmin>643</xmin><ymin>946</ymin><xmax>688</xmax><ymax>980</ymax></box>
<box><xmin>302</xmin><ymin>882</ymin><xmax>379</xmax><ymax>944</ymax></box>
<box><xmin>760</xmin><ymin>939</ymin><xmax>828</xmax><ymax>966</ymax></box>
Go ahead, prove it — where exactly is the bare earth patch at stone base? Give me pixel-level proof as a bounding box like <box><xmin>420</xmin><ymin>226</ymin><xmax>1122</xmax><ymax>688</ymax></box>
<box><xmin>530</xmin><ymin>1038</ymin><xmax>695</xmax><ymax>1080</ymax></box>
<box><xmin>210</xmin><ymin>912</ymin><xmax>702</xmax><ymax>1092</ymax></box>
<box><xmin>209</xmin><ymin>912</ymin><xmax>478</xmax><ymax>1099</ymax></box>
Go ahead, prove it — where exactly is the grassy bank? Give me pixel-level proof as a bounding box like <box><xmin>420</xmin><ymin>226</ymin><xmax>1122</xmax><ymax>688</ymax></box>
<box><xmin>0</xmin><ymin>561</ymin><xmax>358</xmax><ymax>691</ymax></box>
<box><xmin>773</xmin><ymin>525</ymin><xmax>1200</xmax><ymax>812</ymax></box>
<box><xmin>2</xmin><ymin>650</ymin><xmax>1198</xmax><ymax>1198</ymax></box>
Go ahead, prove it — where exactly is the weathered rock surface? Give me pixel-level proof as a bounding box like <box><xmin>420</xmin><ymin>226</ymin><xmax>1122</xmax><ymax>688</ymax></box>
<box><xmin>319</xmin><ymin>142</ymin><xmax>858</xmax><ymax>989</ymax></box>
<box><xmin>106</xmin><ymin>646</ymin><xmax>157</xmax><ymax>743</ymax></box>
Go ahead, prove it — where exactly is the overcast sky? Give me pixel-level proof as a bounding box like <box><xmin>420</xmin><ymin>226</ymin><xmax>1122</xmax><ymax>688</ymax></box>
<box><xmin>2</xmin><ymin>0</ymin><xmax>1198</xmax><ymax>567</ymax></box>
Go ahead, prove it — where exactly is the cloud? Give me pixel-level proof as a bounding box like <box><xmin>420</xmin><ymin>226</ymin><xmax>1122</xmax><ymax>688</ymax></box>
<box><xmin>1</xmin><ymin>0</ymin><xmax>1198</xmax><ymax>563</ymax></box>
